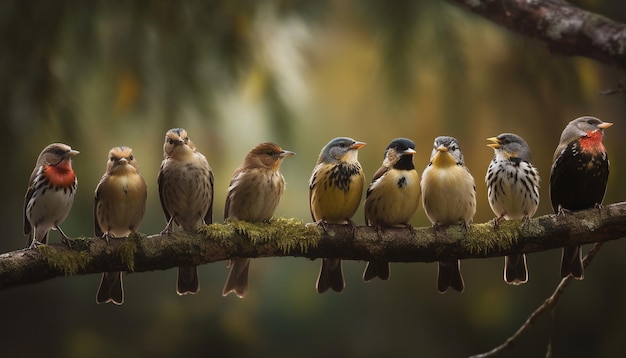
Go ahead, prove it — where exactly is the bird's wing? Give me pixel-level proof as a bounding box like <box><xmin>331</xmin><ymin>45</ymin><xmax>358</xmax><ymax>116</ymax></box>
<box><xmin>157</xmin><ymin>160</ymin><xmax>172</xmax><ymax>223</ymax></box>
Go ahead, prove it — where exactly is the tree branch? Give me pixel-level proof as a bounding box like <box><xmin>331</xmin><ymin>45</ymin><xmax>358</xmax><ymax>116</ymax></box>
<box><xmin>1</xmin><ymin>202</ymin><xmax>626</xmax><ymax>290</ymax></box>
<box><xmin>449</xmin><ymin>0</ymin><xmax>626</xmax><ymax>69</ymax></box>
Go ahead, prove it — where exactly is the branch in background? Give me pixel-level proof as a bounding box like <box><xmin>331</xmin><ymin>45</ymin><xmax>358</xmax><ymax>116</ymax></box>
<box><xmin>450</xmin><ymin>0</ymin><xmax>626</xmax><ymax>69</ymax></box>
<box><xmin>1</xmin><ymin>202</ymin><xmax>626</xmax><ymax>290</ymax></box>
<box><xmin>469</xmin><ymin>242</ymin><xmax>604</xmax><ymax>358</ymax></box>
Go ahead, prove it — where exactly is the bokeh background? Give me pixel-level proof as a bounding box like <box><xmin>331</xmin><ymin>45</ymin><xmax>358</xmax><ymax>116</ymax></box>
<box><xmin>2</xmin><ymin>1</ymin><xmax>625</xmax><ymax>357</ymax></box>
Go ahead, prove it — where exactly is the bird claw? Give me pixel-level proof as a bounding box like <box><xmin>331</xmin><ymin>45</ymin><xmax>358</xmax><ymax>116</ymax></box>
<box><xmin>28</xmin><ymin>240</ymin><xmax>44</xmax><ymax>249</ymax></box>
<box><xmin>492</xmin><ymin>217</ymin><xmax>502</xmax><ymax>230</ymax></box>
<box><xmin>556</xmin><ymin>205</ymin><xmax>572</xmax><ymax>217</ymax></box>
<box><xmin>62</xmin><ymin>237</ymin><xmax>75</xmax><ymax>248</ymax></box>
<box><xmin>404</xmin><ymin>223</ymin><xmax>416</xmax><ymax>236</ymax></box>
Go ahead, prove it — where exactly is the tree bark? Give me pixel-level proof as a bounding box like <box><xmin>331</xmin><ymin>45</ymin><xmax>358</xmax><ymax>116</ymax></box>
<box><xmin>449</xmin><ymin>0</ymin><xmax>626</xmax><ymax>69</ymax></box>
<box><xmin>1</xmin><ymin>201</ymin><xmax>625</xmax><ymax>290</ymax></box>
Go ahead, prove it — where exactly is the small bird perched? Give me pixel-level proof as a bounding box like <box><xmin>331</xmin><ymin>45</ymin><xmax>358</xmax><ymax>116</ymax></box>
<box><xmin>309</xmin><ymin>137</ymin><xmax>366</xmax><ymax>293</ymax></box>
<box><xmin>222</xmin><ymin>142</ymin><xmax>295</xmax><ymax>298</ymax></box>
<box><xmin>158</xmin><ymin>128</ymin><xmax>214</xmax><ymax>295</ymax></box>
<box><xmin>486</xmin><ymin>133</ymin><xmax>540</xmax><ymax>285</ymax></box>
<box><xmin>95</xmin><ymin>146</ymin><xmax>147</xmax><ymax>305</ymax></box>
<box><xmin>550</xmin><ymin>116</ymin><xmax>612</xmax><ymax>280</ymax></box>
<box><xmin>363</xmin><ymin>138</ymin><xmax>420</xmax><ymax>282</ymax></box>
<box><xmin>421</xmin><ymin>136</ymin><xmax>476</xmax><ymax>293</ymax></box>
<box><xmin>24</xmin><ymin>143</ymin><xmax>79</xmax><ymax>249</ymax></box>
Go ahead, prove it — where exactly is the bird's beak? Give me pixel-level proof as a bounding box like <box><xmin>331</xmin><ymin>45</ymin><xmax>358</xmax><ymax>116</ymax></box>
<box><xmin>436</xmin><ymin>145</ymin><xmax>448</xmax><ymax>152</ymax></box>
<box><xmin>402</xmin><ymin>148</ymin><xmax>417</xmax><ymax>155</ymax></box>
<box><xmin>598</xmin><ymin>122</ymin><xmax>614</xmax><ymax>129</ymax></box>
<box><xmin>68</xmin><ymin>149</ymin><xmax>80</xmax><ymax>157</ymax></box>
<box><xmin>119</xmin><ymin>158</ymin><xmax>128</xmax><ymax>164</ymax></box>
<box><xmin>351</xmin><ymin>141</ymin><xmax>366</xmax><ymax>150</ymax></box>
<box><xmin>486</xmin><ymin>137</ymin><xmax>500</xmax><ymax>149</ymax></box>
<box><xmin>280</xmin><ymin>150</ymin><xmax>296</xmax><ymax>158</ymax></box>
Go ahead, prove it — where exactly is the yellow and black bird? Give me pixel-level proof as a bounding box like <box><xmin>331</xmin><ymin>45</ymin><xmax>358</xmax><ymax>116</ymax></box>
<box><xmin>222</xmin><ymin>142</ymin><xmax>294</xmax><ymax>298</ymax></box>
<box><xmin>486</xmin><ymin>133</ymin><xmax>540</xmax><ymax>285</ymax></box>
<box><xmin>309</xmin><ymin>137</ymin><xmax>365</xmax><ymax>293</ymax></box>
<box><xmin>550</xmin><ymin>116</ymin><xmax>612</xmax><ymax>279</ymax></box>
<box><xmin>363</xmin><ymin>138</ymin><xmax>420</xmax><ymax>282</ymax></box>
<box><xmin>158</xmin><ymin>128</ymin><xmax>214</xmax><ymax>295</ymax></box>
<box><xmin>95</xmin><ymin>146</ymin><xmax>147</xmax><ymax>305</ymax></box>
<box><xmin>421</xmin><ymin>136</ymin><xmax>476</xmax><ymax>293</ymax></box>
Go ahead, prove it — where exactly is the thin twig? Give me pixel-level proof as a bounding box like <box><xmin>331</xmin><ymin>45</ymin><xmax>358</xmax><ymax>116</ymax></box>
<box><xmin>468</xmin><ymin>242</ymin><xmax>604</xmax><ymax>358</ymax></box>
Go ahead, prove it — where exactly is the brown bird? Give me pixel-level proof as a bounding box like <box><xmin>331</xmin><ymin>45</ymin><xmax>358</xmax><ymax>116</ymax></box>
<box><xmin>158</xmin><ymin>128</ymin><xmax>214</xmax><ymax>295</ymax></box>
<box><xmin>363</xmin><ymin>138</ymin><xmax>420</xmax><ymax>282</ymax></box>
<box><xmin>95</xmin><ymin>146</ymin><xmax>147</xmax><ymax>305</ymax></box>
<box><xmin>24</xmin><ymin>143</ymin><xmax>79</xmax><ymax>248</ymax></box>
<box><xmin>222</xmin><ymin>142</ymin><xmax>295</xmax><ymax>298</ymax></box>
<box><xmin>309</xmin><ymin>137</ymin><xmax>366</xmax><ymax>293</ymax></box>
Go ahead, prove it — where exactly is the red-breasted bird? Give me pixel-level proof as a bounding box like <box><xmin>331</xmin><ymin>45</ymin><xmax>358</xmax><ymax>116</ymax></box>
<box><xmin>486</xmin><ymin>133</ymin><xmax>540</xmax><ymax>285</ymax></box>
<box><xmin>550</xmin><ymin>116</ymin><xmax>612</xmax><ymax>280</ymax></box>
<box><xmin>222</xmin><ymin>142</ymin><xmax>295</xmax><ymax>298</ymax></box>
<box><xmin>158</xmin><ymin>128</ymin><xmax>214</xmax><ymax>295</ymax></box>
<box><xmin>421</xmin><ymin>136</ymin><xmax>476</xmax><ymax>293</ymax></box>
<box><xmin>24</xmin><ymin>143</ymin><xmax>79</xmax><ymax>249</ymax></box>
<box><xmin>309</xmin><ymin>137</ymin><xmax>365</xmax><ymax>293</ymax></box>
<box><xmin>95</xmin><ymin>146</ymin><xmax>147</xmax><ymax>305</ymax></box>
<box><xmin>363</xmin><ymin>138</ymin><xmax>420</xmax><ymax>282</ymax></box>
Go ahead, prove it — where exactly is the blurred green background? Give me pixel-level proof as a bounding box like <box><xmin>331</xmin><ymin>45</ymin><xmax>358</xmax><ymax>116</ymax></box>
<box><xmin>2</xmin><ymin>0</ymin><xmax>626</xmax><ymax>357</ymax></box>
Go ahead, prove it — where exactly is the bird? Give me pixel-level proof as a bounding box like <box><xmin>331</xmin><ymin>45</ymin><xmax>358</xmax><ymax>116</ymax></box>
<box><xmin>222</xmin><ymin>142</ymin><xmax>295</xmax><ymax>298</ymax></box>
<box><xmin>309</xmin><ymin>137</ymin><xmax>366</xmax><ymax>293</ymax></box>
<box><xmin>363</xmin><ymin>138</ymin><xmax>420</xmax><ymax>282</ymax></box>
<box><xmin>24</xmin><ymin>143</ymin><xmax>79</xmax><ymax>249</ymax></box>
<box><xmin>421</xmin><ymin>136</ymin><xmax>476</xmax><ymax>293</ymax></box>
<box><xmin>158</xmin><ymin>128</ymin><xmax>214</xmax><ymax>295</ymax></box>
<box><xmin>550</xmin><ymin>116</ymin><xmax>612</xmax><ymax>280</ymax></box>
<box><xmin>486</xmin><ymin>133</ymin><xmax>540</xmax><ymax>285</ymax></box>
<box><xmin>94</xmin><ymin>146</ymin><xmax>147</xmax><ymax>305</ymax></box>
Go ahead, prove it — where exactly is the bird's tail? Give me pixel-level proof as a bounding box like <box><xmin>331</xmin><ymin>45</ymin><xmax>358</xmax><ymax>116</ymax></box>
<box><xmin>96</xmin><ymin>272</ymin><xmax>124</xmax><ymax>305</ymax></box>
<box><xmin>504</xmin><ymin>254</ymin><xmax>528</xmax><ymax>285</ymax></box>
<box><xmin>561</xmin><ymin>245</ymin><xmax>584</xmax><ymax>279</ymax></box>
<box><xmin>222</xmin><ymin>259</ymin><xmax>250</xmax><ymax>298</ymax></box>
<box><xmin>177</xmin><ymin>266</ymin><xmax>200</xmax><ymax>295</ymax></box>
<box><xmin>437</xmin><ymin>260</ymin><xmax>464</xmax><ymax>293</ymax></box>
<box><xmin>317</xmin><ymin>258</ymin><xmax>344</xmax><ymax>293</ymax></box>
<box><xmin>363</xmin><ymin>261</ymin><xmax>390</xmax><ymax>282</ymax></box>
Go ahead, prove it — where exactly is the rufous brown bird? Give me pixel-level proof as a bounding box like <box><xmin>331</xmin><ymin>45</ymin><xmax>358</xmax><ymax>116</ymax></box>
<box><xmin>363</xmin><ymin>138</ymin><xmax>420</xmax><ymax>282</ymax></box>
<box><xmin>421</xmin><ymin>136</ymin><xmax>475</xmax><ymax>293</ymax></box>
<box><xmin>309</xmin><ymin>137</ymin><xmax>365</xmax><ymax>293</ymax></box>
<box><xmin>486</xmin><ymin>133</ymin><xmax>540</xmax><ymax>285</ymax></box>
<box><xmin>95</xmin><ymin>146</ymin><xmax>147</xmax><ymax>305</ymax></box>
<box><xmin>550</xmin><ymin>116</ymin><xmax>612</xmax><ymax>279</ymax></box>
<box><xmin>24</xmin><ymin>143</ymin><xmax>79</xmax><ymax>248</ymax></box>
<box><xmin>222</xmin><ymin>142</ymin><xmax>295</xmax><ymax>298</ymax></box>
<box><xmin>158</xmin><ymin>128</ymin><xmax>214</xmax><ymax>295</ymax></box>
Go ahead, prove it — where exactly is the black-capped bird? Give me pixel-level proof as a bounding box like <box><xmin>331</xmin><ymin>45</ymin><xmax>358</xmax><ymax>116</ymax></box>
<box><xmin>363</xmin><ymin>138</ymin><xmax>420</xmax><ymax>282</ymax></box>
<box><xmin>421</xmin><ymin>136</ymin><xmax>476</xmax><ymax>293</ymax></box>
<box><xmin>95</xmin><ymin>146</ymin><xmax>147</xmax><ymax>305</ymax></box>
<box><xmin>222</xmin><ymin>142</ymin><xmax>295</xmax><ymax>298</ymax></box>
<box><xmin>486</xmin><ymin>134</ymin><xmax>540</xmax><ymax>285</ymax></box>
<box><xmin>309</xmin><ymin>137</ymin><xmax>366</xmax><ymax>293</ymax></box>
<box><xmin>24</xmin><ymin>143</ymin><xmax>79</xmax><ymax>248</ymax></box>
<box><xmin>550</xmin><ymin>116</ymin><xmax>612</xmax><ymax>279</ymax></box>
<box><xmin>158</xmin><ymin>128</ymin><xmax>214</xmax><ymax>295</ymax></box>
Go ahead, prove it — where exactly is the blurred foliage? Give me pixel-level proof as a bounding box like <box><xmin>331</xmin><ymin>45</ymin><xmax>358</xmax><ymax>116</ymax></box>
<box><xmin>1</xmin><ymin>0</ymin><xmax>626</xmax><ymax>357</ymax></box>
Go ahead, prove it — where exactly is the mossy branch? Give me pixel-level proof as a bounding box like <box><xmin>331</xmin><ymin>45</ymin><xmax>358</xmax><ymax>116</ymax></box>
<box><xmin>2</xmin><ymin>203</ymin><xmax>626</xmax><ymax>290</ymax></box>
<box><xmin>450</xmin><ymin>0</ymin><xmax>626</xmax><ymax>70</ymax></box>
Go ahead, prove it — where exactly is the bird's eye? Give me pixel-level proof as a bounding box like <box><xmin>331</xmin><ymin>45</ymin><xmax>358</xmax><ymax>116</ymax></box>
<box><xmin>110</xmin><ymin>156</ymin><xmax>115</xmax><ymax>162</ymax></box>
<box><xmin>167</xmin><ymin>138</ymin><xmax>174</xmax><ymax>145</ymax></box>
<box><xmin>183</xmin><ymin>138</ymin><xmax>189</xmax><ymax>144</ymax></box>
<box><xmin>129</xmin><ymin>155</ymin><xmax>134</xmax><ymax>161</ymax></box>
<box><xmin>588</xmin><ymin>119</ymin><xmax>595</xmax><ymax>125</ymax></box>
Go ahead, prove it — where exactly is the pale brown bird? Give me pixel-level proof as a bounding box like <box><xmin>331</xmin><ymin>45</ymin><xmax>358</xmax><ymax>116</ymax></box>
<box><xmin>158</xmin><ymin>128</ymin><xmax>214</xmax><ymax>295</ymax></box>
<box><xmin>24</xmin><ymin>143</ymin><xmax>79</xmax><ymax>248</ymax></box>
<box><xmin>222</xmin><ymin>142</ymin><xmax>295</xmax><ymax>298</ymax></box>
<box><xmin>309</xmin><ymin>137</ymin><xmax>366</xmax><ymax>293</ymax></box>
<box><xmin>95</xmin><ymin>146</ymin><xmax>147</xmax><ymax>305</ymax></box>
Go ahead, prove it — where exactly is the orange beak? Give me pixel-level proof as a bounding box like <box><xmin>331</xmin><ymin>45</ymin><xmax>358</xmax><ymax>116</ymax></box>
<box><xmin>350</xmin><ymin>141</ymin><xmax>366</xmax><ymax>150</ymax></box>
<box><xmin>598</xmin><ymin>122</ymin><xmax>614</xmax><ymax>129</ymax></box>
